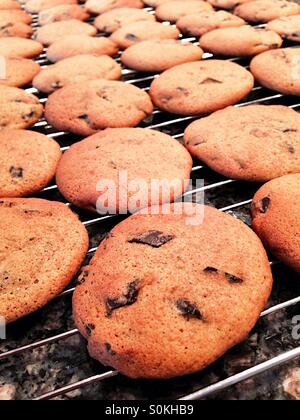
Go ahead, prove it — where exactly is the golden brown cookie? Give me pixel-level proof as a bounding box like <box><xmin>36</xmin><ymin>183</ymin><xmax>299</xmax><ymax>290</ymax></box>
<box><xmin>25</xmin><ymin>0</ymin><xmax>77</xmax><ymax>13</ymax></box>
<box><xmin>0</xmin><ymin>129</ymin><xmax>61</xmax><ymax>197</ymax></box>
<box><xmin>56</xmin><ymin>128</ymin><xmax>192</xmax><ymax>213</ymax></box>
<box><xmin>0</xmin><ymin>57</ymin><xmax>40</xmax><ymax>87</ymax></box>
<box><xmin>0</xmin><ymin>37</ymin><xmax>43</xmax><ymax>58</ymax></box>
<box><xmin>0</xmin><ymin>9</ymin><xmax>32</xmax><ymax>24</ymax></box>
<box><xmin>85</xmin><ymin>0</ymin><xmax>144</xmax><ymax>15</ymax></box>
<box><xmin>121</xmin><ymin>40</ymin><xmax>203</xmax><ymax>72</ymax></box>
<box><xmin>184</xmin><ymin>105</ymin><xmax>300</xmax><ymax>182</ymax></box>
<box><xmin>199</xmin><ymin>26</ymin><xmax>282</xmax><ymax>57</ymax></box>
<box><xmin>0</xmin><ymin>21</ymin><xmax>33</xmax><ymax>38</ymax></box>
<box><xmin>252</xmin><ymin>174</ymin><xmax>300</xmax><ymax>273</ymax></box>
<box><xmin>207</xmin><ymin>0</ymin><xmax>252</xmax><ymax>10</ymax></box>
<box><xmin>177</xmin><ymin>11</ymin><xmax>245</xmax><ymax>37</ymax></box>
<box><xmin>267</xmin><ymin>15</ymin><xmax>300</xmax><ymax>43</ymax></box>
<box><xmin>234</xmin><ymin>0</ymin><xmax>300</xmax><ymax>23</ymax></box>
<box><xmin>94</xmin><ymin>7</ymin><xmax>156</xmax><ymax>34</ymax></box>
<box><xmin>156</xmin><ymin>0</ymin><xmax>213</xmax><ymax>22</ymax></box>
<box><xmin>0</xmin><ymin>0</ymin><xmax>22</xmax><ymax>10</ymax></box>
<box><xmin>0</xmin><ymin>197</ymin><xmax>89</xmax><ymax>323</ymax></box>
<box><xmin>38</xmin><ymin>4</ymin><xmax>90</xmax><ymax>26</ymax></box>
<box><xmin>0</xmin><ymin>86</ymin><xmax>43</xmax><ymax>130</ymax></box>
<box><xmin>45</xmin><ymin>80</ymin><xmax>153</xmax><ymax>136</ymax></box>
<box><xmin>250</xmin><ymin>47</ymin><xmax>300</xmax><ymax>96</ymax></box>
<box><xmin>73</xmin><ymin>203</ymin><xmax>273</xmax><ymax>379</ymax></box>
<box><xmin>47</xmin><ymin>34</ymin><xmax>118</xmax><ymax>62</ymax></box>
<box><xmin>110</xmin><ymin>21</ymin><xmax>180</xmax><ymax>49</ymax></box>
<box><xmin>35</xmin><ymin>19</ymin><xmax>97</xmax><ymax>45</ymax></box>
<box><xmin>33</xmin><ymin>54</ymin><xmax>121</xmax><ymax>93</ymax></box>
<box><xmin>150</xmin><ymin>60</ymin><xmax>254</xmax><ymax>115</ymax></box>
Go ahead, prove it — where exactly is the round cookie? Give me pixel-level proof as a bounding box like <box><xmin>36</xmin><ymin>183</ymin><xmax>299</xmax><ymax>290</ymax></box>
<box><xmin>73</xmin><ymin>203</ymin><xmax>273</xmax><ymax>379</ymax></box>
<box><xmin>47</xmin><ymin>34</ymin><xmax>118</xmax><ymax>62</ymax></box>
<box><xmin>150</xmin><ymin>60</ymin><xmax>254</xmax><ymax>116</ymax></box>
<box><xmin>56</xmin><ymin>128</ymin><xmax>192</xmax><ymax>213</ymax></box>
<box><xmin>0</xmin><ymin>197</ymin><xmax>89</xmax><ymax>323</ymax></box>
<box><xmin>33</xmin><ymin>54</ymin><xmax>121</xmax><ymax>94</ymax></box>
<box><xmin>94</xmin><ymin>7</ymin><xmax>156</xmax><ymax>34</ymax></box>
<box><xmin>0</xmin><ymin>86</ymin><xmax>43</xmax><ymax>130</ymax></box>
<box><xmin>184</xmin><ymin>105</ymin><xmax>300</xmax><ymax>183</ymax></box>
<box><xmin>25</xmin><ymin>0</ymin><xmax>77</xmax><ymax>13</ymax></box>
<box><xmin>0</xmin><ymin>57</ymin><xmax>40</xmax><ymax>87</ymax></box>
<box><xmin>250</xmin><ymin>47</ymin><xmax>300</xmax><ymax>96</ymax></box>
<box><xmin>85</xmin><ymin>0</ymin><xmax>143</xmax><ymax>15</ymax></box>
<box><xmin>177</xmin><ymin>11</ymin><xmax>245</xmax><ymax>37</ymax></box>
<box><xmin>45</xmin><ymin>80</ymin><xmax>153</xmax><ymax>136</ymax></box>
<box><xmin>110</xmin><ymin>21</ymin><xmax>180</xmax><ymax>49</ymax></box>
<box><xmin>234</xmin><ymin>0</ymin><xmax>300</xmax><ymax>23</ymax></box>
<box><xmin>0</xmin><ymin>0</ymin><xmax>22</xmax><ymax>10</ymax></box>
<box><xmin>0</xmin><ymin>37</ymin><xmax>43</xmax><ymax>58</ymax></box>
<box><xmin>0</xmin><ymin>21</ymin><xmax>33</xmax><ymax>38</ymax></box>
<box><xmin>38</xmin><ymin>4</ymin><xmax>90</xmax><ymax>26</ymax></box>
<box><xmin>155</xmin><ymin>0</ymin><xmax>213</xmax><ymax>22</ymax></box>
<box><xmin>199</xmin><ymin>26</ymin><xmax>282</xmax><ymax>57</ymax></box>
<box><xmin>252</xmin><ymin>174</ymin><xmax>300</xmax><ymax>273</ymax></box>
<box><xmin>207</xmin><ymin>0</ymin><xmax>252</xmax><ymax>10</ymax></box>
<box><xmin>35</xmin><ymin>19</ymin><xmax>97</xmax><ymax>46</ymax></box>
<box><xmin>267</xmin><ymin>15</ymin><xmax>300</xmax><ymax>43</ymax></box>
<box><xmin>121</xmin><ymin>40</ymin><xmax>203</xmax><ymax>72</ymax></box>
<box><xmin>0</xmin><ymin>129</ymin><xmax>61</xmax><ymax>197</ymax></box>
<box><xmin>0</xmin><ymin>9</ymin><xmax>32</xmax><ymax>24</ymax></box>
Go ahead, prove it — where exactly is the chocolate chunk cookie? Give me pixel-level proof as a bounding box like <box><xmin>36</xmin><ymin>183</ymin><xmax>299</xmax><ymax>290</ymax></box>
<box><xmin>250</xmin><ymin>47</ymin><xmax>300</xmax><ymax>96</ymax></box>
<box><xmin>56</xmin><ymin>128</ymin><xmax>192</xmax><ymax>213</ymax></box>
<box><xmin>85</xmin><ymin>0</ymin><xmax>144</xmax><ymax>15</ymax></box>
<box><xmin>110</xmin><ymin>21</ymin><xmax>180</xmax><ymax>49</ymax></box>
<box><xmin>0</xmin><ymin>197</ymin><xmax>89</xmax><ymax>323</ymax></box>
<box><xmin>155</xmin><ymin>0</ymin><xmax>213</xmax><ymax>22</ymax></box>
<box><xmin>38</xmin><ymin>4</ymin><xmax>90</xmax><ymax>26</ymax></box>
<box><xmin>0</xmin><ymin>0</ymin><xmax>22</xmax><ymax>10</ymax></box>
<box><xmin>73</xmin><ymin>203</ymin><xmax>273</xmax><ymax>379</ymax></box>
<box><xmin>150</xmin><ymin>60</ymin><xmax>254</xmax><ymax>115</ymax></box>
<box><xmin>199</xmin><ymin>26</ymin><xmax>282</xmax><ymax>57</ymax></box>
<box><xmin>0</xmin><ymin>57</ymin><xmax>40</xmax><ymax>87</ymax></box>
<box><xmin>0</xmin><ymin>86</ymin><xmax>43</xmax><ymax>129</ymax></box>
<box><xmin>33</xmin><ymin>54</ymin><xmax>121</xmax><ymax>93</ymax></box>
<box><xmin>267</xmin><ymin>15</ymin><xmax>300</xmax><ymax>43</ymax></box>
<box><xmin>184</xmin><ymin>105</ymin><xmax>300</xmax><ymax>182</ymax></box>
<box><xmin>45</xmin><ymin>80</ymin><xmax>153</xmax><ymax>136</ymax></box>
<box><xmin>234</xmin><ymin>0</ymin><xmax>300</xmax><ymax>23</ymax></box>
<box><xmin>25</xmin><ymin>0</ymin><xmax>77</xmax><ymax>13</ymax></box>
<box><xmin>207</xmin><ymin>0</ymin><xmax>252</xmax><ymax>10</ymax></box>
<box><xmin>36</xmin><ymin>19</ymin><xmax>97</xmax><ymax>46</ymax></box>
<box><xmin>47</xmin><ymin>34</ymin><xmax>118</xmax><ymax>62</ymax></box>
<box><xmin>94</xmin><ymin>7</ymin><xmax>155</xmax><ymax>34</ymax></box>
<box><xmin>0</xmin><ymin>37</ymin><xmax>43</xmax><ymax>58</ymax></box>
<box><xmin>252</xmin><ymin>174</ymin><xmax>300</xmax><ymax>273</ymax></box>
<box><xmin>0</xmin><ymin>129</ymin><xmax>61</xmax><ymax>197</ymax></box>
<box><xmin>0</xmin><ymin>9</ymin><xmax>32</xmax><ymax>24</ymax></box>
<box><xmin>0</xmin><ymin>21</ymin><xmax>33</xmax><ymax>38</ymax></box>
<box><xmin>121</xmin><ymin>40</ymin><xmax>203</xmax><ymax>72</ymax></box>
<box><xmin>177</xmin><ymin>11</ymin><xmax>245</xmax><ymax>37</ymax></box>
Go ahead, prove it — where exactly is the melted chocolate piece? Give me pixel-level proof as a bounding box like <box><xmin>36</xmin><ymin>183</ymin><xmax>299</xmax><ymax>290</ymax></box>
<box><xmin>259</xmin><ymin>197</ymin><xmax>271</xmax><ymax>214</ymax></box>
<box><xmin>10</xmin><ymin>167</ymin><xmax>23</xmax><ymax>178</ymax></box>
<box><xmin>106</xmin><ymin>280</ymin><xmax>141</xmax><ymax>317</ymax></box>
<box><xmin>105</xmin><ymin>343</ymin><xmax>117</xmax><ymax>356</ymax></box>
<box><xmin>128</xmin><ymin>230</ymin><xmax>175</xmax><ymax>248</ymax></box>
<box><xmin>204</xmin><ymin>267</ymin><xmax>243</xmax><ymax>284</ymax></box>
<box><xmin>125</xmin><ymin>33</ymin><xmax>138</xmax><ymax>41</ymax></box>
<box><xmin>176</xmin><ymin>300</ymin><xmax>203</xmax><ymax>321</ymax></box>
<box><xmin>86</xmin><ymin>323</ymin><xmax>95</xmax><ymax>336</ymax></box>
<box><xmin>200</xmin><ymin>78</ymin><xmax>223</xmax><ymax>85</ymax></box>
<box><xmin>77</xmin><ymin>268</ymin><xmax>89</xmax><ymax>285</ymax></box>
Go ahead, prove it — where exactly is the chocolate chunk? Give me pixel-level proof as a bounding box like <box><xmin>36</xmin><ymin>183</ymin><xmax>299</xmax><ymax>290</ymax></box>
<box><xmin>287</xmin><ymin>143</ymin><xmax>295</xmax><ymax>154</ymax></box>
<box><xmin>23</xmin><ymin>111</ymin><xmax>36</xmax><ymax>121</ymax></box>
<box><xmin>51</xmin><ymin>81</ymin><xmax>63</xmax><ymax>89</ymax></box>
<box><xmin>259</xmin><ymin>197</ymin><xmax>271</xmax><ymax>214</ymax></box>
<box><xmin>282</xmin><ymin>128</ymin><xmax>298</xmax><ymax>133</ymax></box>
<box><xmin>225</xmin><ymin>273</ymin><xmax>243</xmax><ymax>284</ymax></box>
<box><xmin>10</xmin><ymin>166</ymin><xmax>23</xmax><ymax>179</ymax></box>
<box><xmin>77</xmin><ymin>268</ymin><xmax>89</xmax><ymax>285</ymax></box>
<box><xmin>86</xmin><ymin>323</ymin><xmax>95</xmax><ymax>336</ymax></box>
<box><xmin>200</xmin><ymin>78</ymin><xmax>223</xmax><ymax>85</ymax></box>
<box><xmin>291</xmin><ymin>32</ymin><xmax>300</xmax><ymax>38</ymax></box>
<box><xmin>106</xmin><ymin>280</ymin><xmax>141</xmax><ymax>317</ymax></box>
<box><xmin>125</xmin><ymin>33</ymin><xmax>138</xmax><ymax>41</ymax></box>
<box><xmin>204</xmin><ymin>266</ymin><xmax>218</xmax><ymax>273</ymax></box>
<box><xmin>128</xmin><ymin>230</ymin><xmax>175</xmax><ymax>248</ymax></box>
<box><xmin>105</xmin><ymin>343</ymin><xmax>117</xmax><ymax>356</ymax></box>
<box><xmin>176</xmin><ymin>300</ymin><xmax>203</xmax><ymax>321</ymax></box>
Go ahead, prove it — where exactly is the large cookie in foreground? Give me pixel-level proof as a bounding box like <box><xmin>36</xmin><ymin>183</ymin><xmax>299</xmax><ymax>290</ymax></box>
<box><xmin>73</xmin><ymin>203</ymin><xmax>273</xmax><ymax>379</ymax></box>
<box><xmin>184</xmin><ymin>105</ymin><xmax>300</xmax><ymax>182</ymax></box>
<box><xmin>45</xmin><ymin>80</ymin><xmax>153</xmax><ymax>136</ymax></box>
<box><xmin>0</xmin><ymin>198</ymin><xmax>89</xmax><ymax>323</ymax></box>
<box><xmin>252</xmin><ymin>174</ymin><xmax>300</xmax><ymax>273</ymax></box>
<box><xmin>56</xmin><ymin>128</ymin><xmax>192</xmax><ymax>213</ymax></box>
<box><xmin>150</xmin><ymin>60</ymin><xmax>254</xmax><ymax>115</ymax></box>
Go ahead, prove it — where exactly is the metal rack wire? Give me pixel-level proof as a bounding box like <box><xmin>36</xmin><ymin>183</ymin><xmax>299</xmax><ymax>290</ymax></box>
<box><xmin>1</xmin><ymin>5</ymin><xmax>300</xmax><ymax>401</ymax></box>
